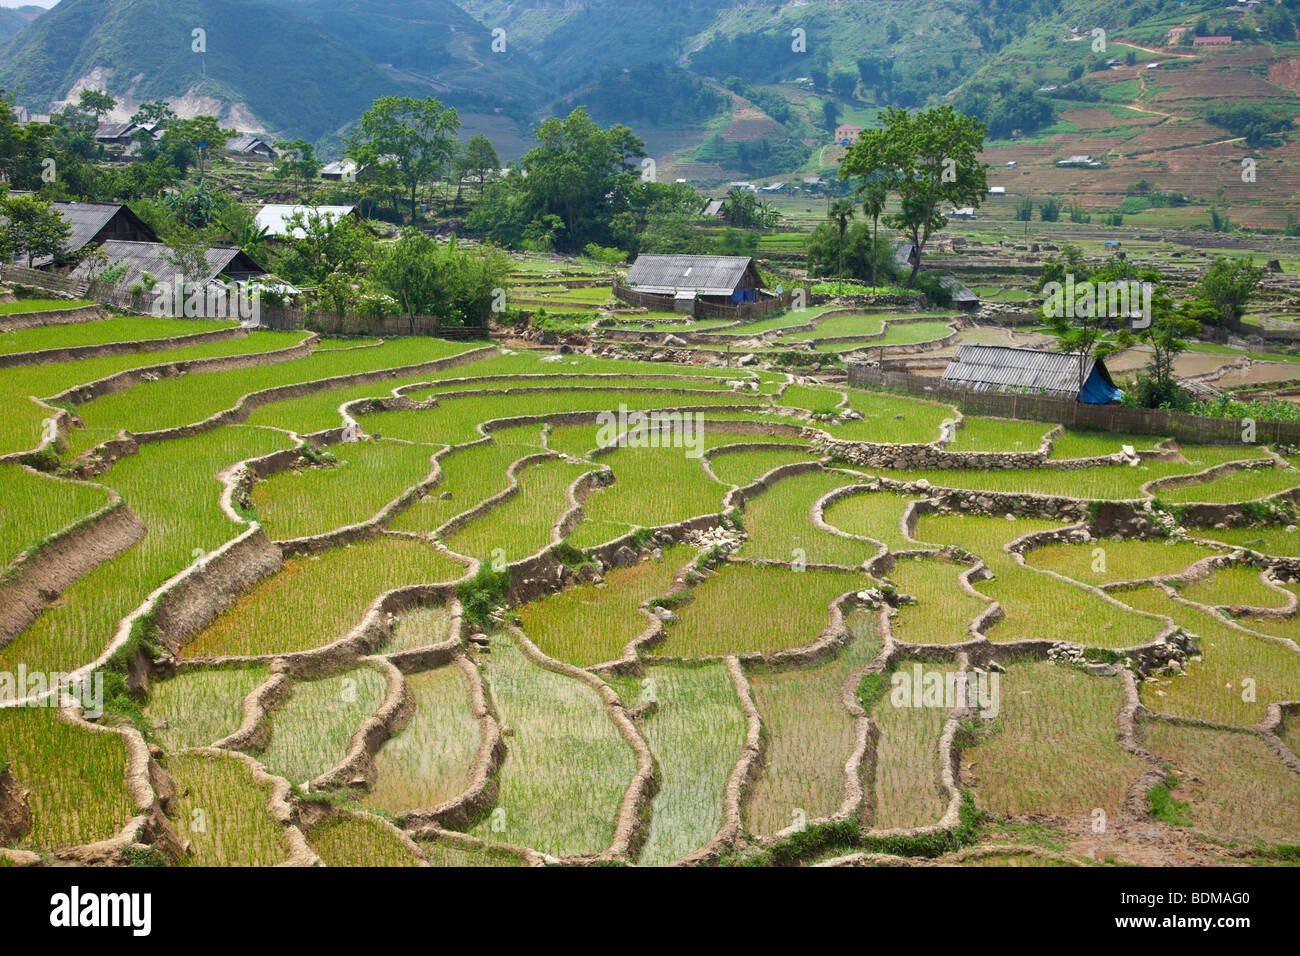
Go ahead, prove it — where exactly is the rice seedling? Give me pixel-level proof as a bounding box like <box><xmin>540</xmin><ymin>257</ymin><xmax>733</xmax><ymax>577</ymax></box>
<box><xmin>708</xmin><ymin>447</ymin><xmax>822</xmax><ymax>488</ymax></box>
<box><xmin>1140</xmin><ymin>722</ymin><xmax>1300</xmax><ymax>846</ymax></box>
<box><xmin>915</xmin><ymin>513</ymin><xmax>1166</xmax><ymax>648</ymax></box>
<box><xmin>520</xmin><ymin>544</ymin><xmax>691</xmax><ymax>667</ymax></box>
<box><xmin>244</xmin><ymin>372</ymin><xmax>457</xmax><ymax>434</ymax></box>
<box><xmin>1025</xmin><ymin>538</ymin><xmax>1218</xmax><ymax>585</ymax></box>
<box><xmin>1115</xmin><ymin>586</ymin><xmax>1300</xmax><ymax>726</ymax></box>
<box><xmin>0</xmin><ymin>315</ymin><xmax>239</xmax><ymax>355</ymax></box>
<box><xmin>736</xmin><ymin>469</ymin><xmax>875</xmax><ymax>567</ymax></box>
<box><xmin>417</xmin><ymin>836</ymin><xmax>527</xmax><ymax>867</ymax></box>
<box><xmin>65</xmin><ymin>338</ymin><xmax>476</xmax><ymax>458</ymax></box>
<box><xmin>780</xmin><ymin>384</ymin><xmax>845</xmax><ymax>413</ymax></box>
<box><xmin>254</xmin><ymin>666</ymin><xmax>388</xmax><ymax>786</ymax></box>
<box><xmin>856</xmin><ymin>319</ymin><xmax>954</xmax><ymax>346</ymax></box>
<box><xmin>944</xmin><ymin>417</ymin><xmax>1051</xmax><ymax>453</ymax></box>
<box><xmin>1191</xmin><ymin>525</ymin><xmax>1300</xmax><ymax>559</ymax></box>
<box><xmin>775</xmin><ymin>314</ymin><xmax>886</xmax><ymax>342</ymax></box>
<box><xmin>1282</xmin><ymin>713</ymin><xmax>1300</xmax><ymax>758</ymax></box>
<box><xmin>545</xmin><ymin>422</ymin><xmax>607</xmax><ymax>459</ymax></box>
<box><xmin>884</xmin><ymin>556</ymin><xmax>990</xmax><ymax>645</ymax></box>
<box><xmin>363</xmin><ymin>388</ymin><xmax>757</xmax><ymax>449</ymax></box>
<box><xmin>0</xmin><ymin>464</ymin><xmax>109</xmax><ymax>570</ymax></box>
<box><xmin>444</xmin><ymin>458</ymin><xmax>593</xmax><ymax>562</ymax></box>
<box><xmin>820</xmin><ymin>489</ymin><xmax>928</xmax><ymax>555</ymax></box>
<box><xmin>420</xmin><ymin>374</ymin><xmax>735</xmax><ymax>395</ymax></box>
<box><xmin>1159</xmin><ymin>465</ymin><xmax>1300</xmax><ymax>504</ymax></box>
<box><xmin>309</xmin><ymin>813</ymin><xmax>422</xmax><ymax>867</ymax></box>
<box><xmin>165</xmin><ymin>751</ymin><xmax>292</xmax><ymax>866</ymax></box>
<box><xmin>144</xmin><ymin>666</ymin><xmax>270</xmax><ymax>752</ymax></box>
<box><xmin>312</xmin><ymin>338</ymin><xmax>382</xmax><ymax>350</ymax></box>
<box><xmin>0</xmin><ymin>706</ymin><xmax>135</xmax><ymax>850</ymax></box>
<box><xmin>0</xmin><ymin>298</ymin><xmax>95</xmax><ymax>314</ymax></box>
<box><xmin>1179</xmin><ymin>445</ymin><xmax>1272</xmax><ymax>469</ymax></box>
<box><xmin>252</xmin><ymin>439</ymin><xmax>434</xmax><ymax>541</ymax></box>
<box><xmin>181</xmin><ymin>537</ymin><xmax>463</xmax><ymax>659</ymax></box>
<box><xmin>832</xmin><ymin>388</ymin><xmax>955</xmax><ymax>445</ymax></box>
<box><xmin>465</xmin><ymin>630</ymin><xmax>636</xmax><ymax>857</ymax></box>
<box><xmin>870</xmin><ymin>659</ymin><xmax>950</xmax><ymax>829</ymax></box>
<box><xmin>382</xmin><ymin>604</ymin><xmax>456</xmax><ymax>653</ymax></box>
<box><xmin>1048</xmin><ymin>430</ymin><xmax>1168</xmax><ymax>460</ymax></box>
<box><xmin>1180</xmin><ymin>564</ymin><xmax>1291</xmax><ymax>610</ymax></box>
<box><xmin>565</xmin><ymin>445</ymin><xmax>728</xmax><ymax>549</ymax></box>
<box><xmin>632</xmin><ymin>663</ymin><xmax>747</xmax><ymax>865</ymax></box>
<box><xmin>0</xmin><ymin>425</ymin><xmax>294</xmax><ymax>677</ymax></box>
<box><xmin>0</xmin><ymin>331</ymin><xmax>308</xmax><ymax>456</ymax></box>
<box><xmin>653</xmin><ymin>564</ymin><xmax>865</xmax><ymax>659</ymax></box>
<box><xmin>387</xmin><ymin>428</ymin><xmax>546</xmax><ymax>535</ymax></box>
<box><xmin>961</xmin><ymin>660</ymin><xmax>1145</xmax><ymax>818</ymax></box>
<box><xmin>744</xmin><ymin>610</ymin><xmax>880</xmax><ymax>837</ymax></box>
<box><xmin>362</xmin><ymin>666</ymin><xmax>481</xmax><ymax>815</ymax></box>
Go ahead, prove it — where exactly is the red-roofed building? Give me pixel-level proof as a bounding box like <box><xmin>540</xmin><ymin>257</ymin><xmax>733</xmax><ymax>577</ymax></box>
<box><xmin>1193</xmin><ymin>35</ymin><xmax>1234</xmax><ymax>48</ymax></box>
<box><xmin>835</xmin><ymin>125</ymin><xmax>862</xmax><ymax>146</ymax></box>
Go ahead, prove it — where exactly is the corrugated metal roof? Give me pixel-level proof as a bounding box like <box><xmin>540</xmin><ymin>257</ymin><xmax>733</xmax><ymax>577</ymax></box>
<box><xmin>7</xmin><ymin>202</ymin><xmax>156</xmax><ymax>266</ymax></box>
<box><xmin>941</xmin><ymin>344</ymin><xmax>1102</xmax><ymax>396</ymax></box>
<box><xmin>624</xmin><ymin>255</ymin><xmax>759</xmax><ymax>296</ymax></box>
<box><xmin>68</xmin><ymin>241</ymin><xmax>265</xmax><ymax>288</ymax></box>
<box><xmin>253</xmin><ymin>204</ymin><xmax>359</xmax><ymax>238</ymax></box>
<box><xmin>227</xmin><ymin>135</ymin><xmax>275</xmax><ymax>154</ymax></box>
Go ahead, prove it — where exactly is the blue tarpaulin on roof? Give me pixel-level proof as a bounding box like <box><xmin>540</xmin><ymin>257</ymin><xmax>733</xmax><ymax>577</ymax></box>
<box><xmin>1079</xmin><ymin>367</ymin><xmax>1123</xmax><ymax>404</ymax></box>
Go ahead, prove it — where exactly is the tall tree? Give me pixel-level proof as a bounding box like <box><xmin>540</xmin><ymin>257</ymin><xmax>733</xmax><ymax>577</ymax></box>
<box><xmin>840</xmin><ymin>105</ymin><xmax>988</xmax><ymax>286</ymax></box>
<box><xmin>515</xmin><ymin>107</ymin><xmax>646</xmax><ymax>251</ymax></box>
<box><xmin>273</xmin><ymin>139</ymin><xmax>322</xmax><ymax>195</ymax></box>
<box><xmin>347</xmin><ymin>96</ymin><xmax>461</xmax><ymax>221</ymax></box>
<box><xmin>827</xmin><ymin>198</ymin><xmax>855</xmax><ymax>293</ymax></box>
<box><xmin>858</xmin><ymin>177</ymin><xmax>890</xmax><ymax>289</ymax></box>
<box><xmin>461</xmin><ymin>134</ymin><xmax>500</xmax><ymax>195</ymax></box>
<box><xmin>78</xmin><ymin>90</ymin><xmax>117</xmax><ymax>125</ymax></box>
<box><xmin>166</xmin><ymin>116</ymin><xmax>233</xmax><ymax>180</ymax></box>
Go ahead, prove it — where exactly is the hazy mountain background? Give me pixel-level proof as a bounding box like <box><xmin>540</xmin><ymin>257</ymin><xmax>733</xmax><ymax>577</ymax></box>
<box><xmin>1</xmin><ymin>0</ymin><xmax>1298</xmax><ymax>217</ymax></box>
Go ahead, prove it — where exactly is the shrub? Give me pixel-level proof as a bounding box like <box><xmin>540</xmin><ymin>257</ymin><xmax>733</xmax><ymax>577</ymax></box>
<box><xmin>457</xmin><ymin>563</ymin><xmax>511</xmax><ymax>629</ymax></box>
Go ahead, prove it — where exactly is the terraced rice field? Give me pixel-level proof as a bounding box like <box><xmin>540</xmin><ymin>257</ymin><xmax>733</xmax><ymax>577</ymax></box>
<box><xmin>362</xmin><ymin>666</ymin><xmax>481</xmax><ymax>814</ymax></box>
<box><xmin>5</xmin><ymin>329</ymin><xmax>1298</xmax><ymax>870</ymax></box>
<box><xmin>629</xmin><ymin>663</ymin><xmax>747</xmax><ymax>865</ymax></box>
<box><xmin>963</xmin><ymin>660</ymin><xmax>1146</xmax><ymax>819</ymax></box>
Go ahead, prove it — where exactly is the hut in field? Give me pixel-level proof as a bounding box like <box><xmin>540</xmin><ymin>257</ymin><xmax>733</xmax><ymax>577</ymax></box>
<box><xmin>621</xmin><ymin>254</ymin><xmax>771</xmax><ymax>315</ymax></box>
<box><xmin>941</xmin><ymin>344</ymin><xmax>1122</xmax><ymax>403</ymax></box>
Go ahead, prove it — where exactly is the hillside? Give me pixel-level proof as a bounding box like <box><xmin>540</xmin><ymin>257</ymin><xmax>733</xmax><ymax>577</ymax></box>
<box><xmin>0</xmin><ymin>0</ymin><xmax>404</xmax><ymax>140</ymax></box>
<box><xmin>0</xmin><ymin>0</ymin><xmax>1298</xmax><ymax>219</ymax></box>
<box><xmin>264</xmin><ymin>0</ymin><xmax>547</xmax><ymax>117</ymax></box>
<box><xmin>0</xmin><ymin>5</ymin><xmax>42</xmax><ymax>43</ymax></box>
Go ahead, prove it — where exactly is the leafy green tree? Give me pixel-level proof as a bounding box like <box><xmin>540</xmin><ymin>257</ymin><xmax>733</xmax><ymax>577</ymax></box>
<box><xmin>1196</xmin><ymin>257</ymin><xmax>1265</xmax><ymax>333</ymax></box>
<box><xmin>165</xmin><ymin>117</ymin><xmax>233</xmax><ymax>179</ymax></box>
<box><xmin>806</xmin><ymin>221</ymin><xmax>897</xmax><ymax>288</ymax></box>
<box><xmin>830</xmin><ymin>71</ymin><xmax>858</xmax><ymax>100</ymax></box>
<box><xmin>271</xmin><ymin>210</ymin><xmax>374</xmax><ymax>286</ymax></box>
<box><xmin>512</xmin><ymin>107</ymin><xmax>645</xmax><ymax>251</ymax></box>
<box><xmin>273</xmin><ymin>140</ymin><xmax>322</xmax><ymax>195</ymax></box>
<box><xmin>131</xmin><ymin>101</ymin><xmax>177</xmax><ymax>128</ymax></box>
<box><xmin>0</xmin><ymin>193</ymin><xmax>72</xmax><ymax>266</ymax></box>
<box><xmin>1040</xmin><ymin>197</ymin><xmax>1061</xmax><ymax>221</ymax></box>
<box><xmin>461</xmin><ymin>134</ymin><xmax>500</xmax><ymax>195</ymax></box>
<box><xmin>840</xmin><ymin>105</ymin><xmax>988</xmax><ymax>286</ymax></box>
<box><xmin>822</xmin><ymin>99</ymin><xmax>841</xmax><ymax>132</ymax></box>
<box><xmin>78</xmin><ymin>90</ymin><xmax>116</xmax><ymax>124</ymax></box>
<box><xmin>367</xmin><ymin>230</ymin><xmax>509</xmax><ymax>332</ymax></box>
<box><xmin>347</xmin><ymin>95</ymin><xmax>461</xmax><ymax>221</ymax></box>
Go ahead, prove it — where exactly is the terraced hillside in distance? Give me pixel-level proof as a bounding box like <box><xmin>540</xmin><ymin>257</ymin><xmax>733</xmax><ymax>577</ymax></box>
<box><xmin>1</xmin><ymin>303</ymin><xmax>1296</xmax><ymax>872</ymax></box>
